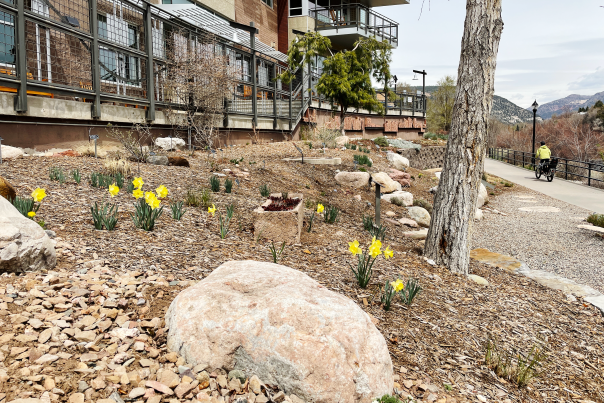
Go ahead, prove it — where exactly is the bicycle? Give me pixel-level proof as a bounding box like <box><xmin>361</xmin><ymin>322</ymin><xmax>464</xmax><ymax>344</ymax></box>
<box><xmin>535</xmin><ymin>158</ymin><xmax>558</xmax><ymax>182</ymax></box>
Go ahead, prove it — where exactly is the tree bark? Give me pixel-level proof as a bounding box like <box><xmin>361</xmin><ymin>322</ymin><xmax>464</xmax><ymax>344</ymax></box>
<box><xmin>424</xmin><ymin>0</ymin><xmax>504</xmax><ymax>275</ymax></box>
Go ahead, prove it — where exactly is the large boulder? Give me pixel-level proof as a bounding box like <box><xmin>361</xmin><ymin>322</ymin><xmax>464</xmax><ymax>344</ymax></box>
<box><xmin>0</xmin><ymin>196</ymin><xmax>56</xmax><ymax>273</ymax></box>
<box><xmin>335</xmin><ymin>171</ymin><xmax>370</xmax><ymax>189</ymax></box>
<box><xmin>386</xmin><ymin>152</ymin><xmax>409</xmax><ymax>171</ymax></box>
<box><xmin>154</xmin><ymin>137</ymin><xmax>186</xmax><ymax>151</ymax></box>
<box><xmin>407</xmin><ymin>206</ymin><xmax>431</xmax><ymax>227</ymax></box>
<box><xmin>335</xmin><ymin>135</ymin><xmax>350</xmax><ymax>147</ymax></box>
<box><xmin>146</xmin><ymin>155</ymin><xmax>169</xmax><ymax>166</ymax></box>
<box><xmin>477</xmin><ymin>183</ymin><xmax>489</xmax><ymax>208</ymax></box>
<box><xmin>0</xmin><ymin>176</ymin><xmax>16</xmax><ymax>200</ymax></box>
<box><xmin>166</xmin><ymin>261</ymin><xmax>393</xmax><ymax>403</ymax></box>
<box><xmin>371</xmin><ymin>172</ymin><xmax>401</xmax><ymax>194</ymax></box>
<box><xmin>1</xmin><ymin>145</ymin><xmax>24</xmax><ymax>160</ymax></box>
<box><xmin>381</xmin><ymin>191</ymin><xmax>413</xmax><ymax>206</ymax></box>
<box><xmin>389</xmin><ymin>169</ymin><xmax>412</xmax><ymax>187</ymax></box>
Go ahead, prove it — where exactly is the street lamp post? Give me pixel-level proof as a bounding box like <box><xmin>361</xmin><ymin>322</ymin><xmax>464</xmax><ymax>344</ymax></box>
<box><xmin>531</xmin><ymin>100</ymin><xmax>538</xmax><ymax>168</ymax></box>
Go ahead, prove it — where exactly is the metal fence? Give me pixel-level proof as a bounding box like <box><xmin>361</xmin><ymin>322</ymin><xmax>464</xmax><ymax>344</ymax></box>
<box><xmin>488</xmin><ymin>147</ymin><xmax>604</xmax><ymax>189</ymax></box>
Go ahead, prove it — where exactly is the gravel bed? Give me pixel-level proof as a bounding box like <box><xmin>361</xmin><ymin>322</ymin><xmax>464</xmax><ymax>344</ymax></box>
<box><xmin>472</xmin><ymin>187</ymin><xmax>604</xmax><ymax>293</ymax></box>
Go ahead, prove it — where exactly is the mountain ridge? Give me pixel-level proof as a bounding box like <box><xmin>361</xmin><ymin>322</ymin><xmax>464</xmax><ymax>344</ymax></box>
<box><xmin>525</xmin><ymin>91</ymin><xmax>604</xmax><ymax>119</ymax></box>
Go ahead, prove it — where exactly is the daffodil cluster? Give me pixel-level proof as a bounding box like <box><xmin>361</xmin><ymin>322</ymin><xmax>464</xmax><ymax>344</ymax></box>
<box><xmin>130</xmin><ymin>177</ymin><xmax>165</xmax><ymax>231</ymax></box>
<box><xmin>14</xmin><ymin>188</ymin><xmax>46</xmax><ymax>220</ymax></box>
<box><xmin>348</xmin><ymin>237</ymin><xmax>394</xmax><ymax>289</ymax></box>
<box><xmin>129</xmin><ymin>178</ymin><xmax>168</xmax><ymax>210</ymax></box>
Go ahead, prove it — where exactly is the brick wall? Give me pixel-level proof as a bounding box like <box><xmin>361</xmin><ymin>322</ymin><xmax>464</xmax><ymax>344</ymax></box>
<box><xmin>235</xmin><ymin>0</ymin><xmax>279</xmax><ymax>50</ymax></box>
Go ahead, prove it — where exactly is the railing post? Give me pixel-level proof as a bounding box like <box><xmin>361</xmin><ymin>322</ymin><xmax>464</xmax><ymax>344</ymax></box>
<box><xmin>15</xmin><ymin>0</ymin><xmax>27</xmax><ymax>112</ymax></box>
<box><xmin>272</xmin><ymin>63</ymin><xmax>277</xmax><ymax>130</ymax></box>
<box><xmin>288</xmin><ymin>76</ymin><xmax>292</xmax><ymax>131</ymax></box>
<box><xmin>588</xmin><ymin>162</ymin><xmax>592</xmax><ymax>187</ymax></box>
<box><xmin>250</xmin><ymin>22</ymin><xmax>257</xmax><ymax>128</ymax></box>
<box><xmin>412</xmin><ymin>94</ymin><xmax>415</xmax><ymax>117</ymax></box>
<box><xmin>144</xmin><ymin>3</ymin><xmax>155</xmax><ymax>121</ymax></box>
<box><xmin>565</xmin><ymin>159</ymin><xmax>568</xmax><ymax>180</ymax></box>
<box><xmin>89</xmin><ymin>0</ymin><xmax>101</xmax><ymax>118</ymax></box>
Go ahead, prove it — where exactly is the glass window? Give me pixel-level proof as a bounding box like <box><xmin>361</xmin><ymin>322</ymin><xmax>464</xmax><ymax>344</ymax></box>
<box><xmin>289</xmin><ymin>0</ymin><xmax>302</xmax><ymax>16</ymax></box>
<box><xmin>125</xmin><ymin>55</ymin><xmax>139</xmax><ymax>82</ymax></box>
<box><xmin>100</xmin><ymin>48</ymin><xmax>116</xmax><ymax>82</ymax></box>
<box><xmin>98</xmin><ymin>14</ymin><xmax>108</xmax><ymax>40</ymax></box>
<box><xmin>0</xmin><ymin>11</ymin><xmax>15</xmax><ymax>67</ymax></box>
<box><xmin>261</xmin><ymin>0</ymin><xmax>272</xmax><ymax>8</ymax></box>
<box><xmin>127</xmin><ymin>24</ymin><xmax>138</xmax><ymax>49</ymax></box>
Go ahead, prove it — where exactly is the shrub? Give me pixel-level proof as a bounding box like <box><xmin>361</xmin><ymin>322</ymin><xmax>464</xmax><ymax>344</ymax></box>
<box><xmin>373</xmin><ymin>137</ymin><xmax>388</xmax><ymax>147</ymax></box>
<box><xmin>90</xmin><ymin>202</ymin><xmax>118</xmax><ymax>230</ymax></box>
<box><xmin>209</xmin><ymin>176</ymin><xmax>220</xmax><ymax>192</ymax></box>
<box><xmin>323</xmin><ymin>205</ymin><xmax>339</xmax><ymax>224</ymax></box>
<box><xmin>373</xmin><ymin>395</ymin><xmax>404</xmax><ymax>403</ymax></box>
<box><xmin>315</xmin><ymin>126</ymin><xmax>339</xmax><ymax>148</ymax></box>
<box><xmin>351</xmin><ymin>144</ymin><xmax>357</xmax><ymax>150</ymax></box>
<box><xmin>71</xmin><ymin>169</ymin><xmax>81</xmax><ymax>184</ymax></box>
<box><xmin>587</xmin><ymin>213</ymin><xmax>604</xmax><ymax>228</ymax></box>
<box><xmin>390</xmin><ymin>197</ymin><xmax>405</xmax><ymax>207</ymax></box>
<box><xmin>49</xmin><ymin>167</ymin><xmax>66</xmax><ymax>183</ymax></box>
<box><xmin>76</xmin><ymin>144</ymin><xmax>97</xmax><ymax>157</ymax></box>
<box><xmin>413</xmin><ymin>198</ymin><xmax>433</xmax><ymax>214</ymax></box>
<box><xmin>504</xmin><ymin>181</ymin><xmax>513</xmax><ymax>187</ymax></box>
<box><xmin>230</xmin><ymin>157</ymin><xmax>244</xmax><ymax>165</ymax></box>
<box><xmin>170</xmin><ymin>201</ymin><xmax>187</xmax><ymax>220</ymax></box>
<box><xmin>224</xmin><ymin>178</ymin><xmax>233</xmax><ymax>194</ymax></box>
<box><xmin>354</xmin><ymin>154</ymin><xmax>372</xmax><ymax>167</ymax></box>
<box><xmin>260</xmin><ymin>184</ymin><xmax>270</xmax><ymax>197</ymax></box>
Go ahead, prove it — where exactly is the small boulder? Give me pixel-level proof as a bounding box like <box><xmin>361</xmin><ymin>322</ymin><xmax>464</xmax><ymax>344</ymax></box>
<box><xmin>477</xmin><ymin>183</ymin><xmax>488</xmax><ymax>208</ymax></box>
<box><xmin>388</xmin><ymin>169</ymin><xmax>412</xmax><ymax>187</ymax></box>
<box><xmin>1</xmin><ymin>145</ymin><xmax>24</xmax><ymax>160</ymax></box>
<box><xmin>335</xmin><ymin>136</ymin><xmax>350</xmax><ymax>147</ymax></box>
<box><xmin>165</xmin><ymin>261</ymin><xmax>393</xmax><ymax>403</ymax></box>
<box><xmin>381</xmin><ymin>191</ymin><xmax>413</xmax><ymax>206</ymax></box>
<box><xmin>168</xmin><ymin>156</ymin><xmax>190</xmax><ymax>167</ymax></box>
<box><xmin>0</xmin><ymin>196</ymin><xmax>56</xmax><ymax>273</ymax></box>
<box><xmin>403</xmin><ymin>229</ymin><xmax>428</xmax><ymax>240</ymax></box>
<box><xmin>386</xmin><ymin>152</ymin><xmax>409</xmax><ymax>171</ymax></box>
<box><xmin>398</xmin><ymin>218</ymin><xmax>418</xmax><ymax>228</ymax></box>
<box><xmin>429</xmin><ymin>186</ymin><xmax>438</xmax><ymax>194</ymax></box>
<box><xmin>335</xmin><ymin>172</ymin><xmax>370</xmax><ymax>189</ymax></box>
<box><xmin>372</xmin><ymin>172</ymin><xmax>402</xmax><ymax>194</ymax></box>
<box><xmin>155</xmin><ymin>137</ymin><xmax>186</xmax><ymax>151</ymax></box>
<box><xmin>147</xmin><ymin>155</ymin><xmax>169</xmax><ymax>166</ymax></box>
<box><xmin>468</xmin><ymin>274</ymin><xmax>489</xmax><ymax>286</ymax></box>
<box><xmin>407</xmin><ymin>206</ymin><xmax>431</xmax><ymax>228</ymax></box>
<box><xmin>475</xmin><ymin>209</ymin><xmax>484</xmax><ymax>221</ymax></box>
<box><xmin>0</xmin><ymin>176</ymin><xmax>16</xmax><ymax>200</ymax></box>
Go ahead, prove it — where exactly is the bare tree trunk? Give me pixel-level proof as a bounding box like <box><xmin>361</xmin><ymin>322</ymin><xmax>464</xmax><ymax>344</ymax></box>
<box><xmin>424</xmin><ymin>0</ymin><xmax>504</xmax><ymax>275</ymax></box>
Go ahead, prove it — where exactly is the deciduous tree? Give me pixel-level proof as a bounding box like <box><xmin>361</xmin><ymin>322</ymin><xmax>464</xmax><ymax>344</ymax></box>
<box><xmin>426</xmin><ymin>75</ymin><xmax>456</xmax><ymax>133</ymax></box>
<box><xmin>424</xmin><ymin>0</ymin><xmax>504</xmax><ymax>275</ymax></box>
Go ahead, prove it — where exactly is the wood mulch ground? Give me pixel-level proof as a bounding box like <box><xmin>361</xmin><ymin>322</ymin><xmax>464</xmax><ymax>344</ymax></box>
<box><xmin>1</xmin><ymin>141</ymin><xmax>603</xmax><ymax>403</ymax></box>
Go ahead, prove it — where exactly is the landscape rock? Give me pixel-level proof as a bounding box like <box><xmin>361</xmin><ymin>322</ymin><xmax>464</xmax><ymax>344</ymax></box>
<box><xmin>468</xmin><ymin>275</ymin><xmax>489</xmax><ymax>286</ymax></box>
<box><xmin>0</xmin><ymin>176</ymin><xmax>16</xmax><ymax>200</ymax></box>
<box><xmin>1</xmin><ymin>145</ymin><xmax>24</xmax><ymax>160</ymax></box>
<box><xmin>386</xmin><ymin>152</ymin><xmax>409</xmax><ymax>170</ymax></box>
<box><xmin>407</xmin><ymin>206</ymin><xmax>431</xmax><ymax>228</ymax></box>
<box><xmin>168</xmin><ymin>156</ymin><xmax>190</xmax><ymax>167</ymax></box>
<box><xmin>477</xmin><ymin>183</ymin><xmax>488</xmax><ymax>208</ymax></box>
<box><xmin>0</xmin><ymin>195</ymin><xmax>56</xmax><ymax>273</ymax></box>
<box><xmin>398</xmin><ymin>218</ymin><xmax>419</xmax><ymax>228</ymax></box>
<box><xmin>334</xmin><ymin>172</ymin><xmax>370</xmax><ymax>189</ymax></box>
<box><xmin>381</xmin><ymin>191</ymin><xmax>413</xmax><ymax>206</ymax></box>
<box><xmin>165</xmin><ymin>260</ymin><xmax>393</xmax><ymax>403</ymax></box>
<box><xmin>388</xmin><ymin>169</ymin><xmax>412</xmax><ymax>187</ymax></box>
<box><xmin>387</xmin><ymin>139</ymin><xmax>421</xmax><ymax>150</ymax></box>
<box><xmin>155</xmin><ymin>137</ymin><xmax>186</xmax><ymax>151</ymax></box>
<box><xmin>372</xmin><ymin>172</ymin><xmax>402</xmax><ymax>194</ymax></box>
<box><xmin>146</xmin><ymin>155</ymin><xmax>169</xmax><ymax>166</ymax></box>
<box><xmin>475</xmin><ymin>209</ymin><xmax>484</xmax><ymax>221</ymax></box>
<box><xmin>335</xmin><ymin>135</ymin><xmax>350</xmax><ymax>147</ymax></box>
<box><xmin>403</xmin><ymin>229</ymin><xmax>428</xmax><ymax>240</ymax></box>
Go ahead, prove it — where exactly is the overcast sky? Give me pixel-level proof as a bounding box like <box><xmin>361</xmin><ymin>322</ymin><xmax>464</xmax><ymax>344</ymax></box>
<box><xmin>380</xmin><ymin>0</ymin><xmax>604</xmax><ymax>108</ymax></box>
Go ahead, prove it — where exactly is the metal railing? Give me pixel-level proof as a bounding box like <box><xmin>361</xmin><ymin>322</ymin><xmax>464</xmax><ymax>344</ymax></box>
<box><xmin>488</xmin><ymin>148</ymin><xmax>604</xmax><ymax>188</ymax></box>
<box><xmin>310</xmin><ymin>4</ymin><xmax>398</xmax><ymax>46</ymax></box>
<box><xmin>377</xmin><ymin>90</ymin><xmax>427</xmax><ymax>115</ymax></box>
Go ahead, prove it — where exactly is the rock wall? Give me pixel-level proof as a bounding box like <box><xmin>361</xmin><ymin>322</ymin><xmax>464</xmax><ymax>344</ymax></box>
<box><xmin>398</xmin><ymin>146</ymin><xmax>446</xmax><ymax>170</ymax></box>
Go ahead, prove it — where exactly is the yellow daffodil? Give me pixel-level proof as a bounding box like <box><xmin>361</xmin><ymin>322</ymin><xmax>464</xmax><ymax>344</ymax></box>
<box><xmin>149</xmin><ymin>197</ymin><xmax>161</xmax><ymax>210</ymax></box>
<box><xmin>317</xmin><ymin>203</ymin><xmax>324</xmax><ymax>213</ymax></box>
<box><xmin>133</xmin><ymin>188</ymin><xmax>144</xmax><ymax>199</ymax></box>
<box><xmin>369</xmin><ymin>237</ymin><xmax>382</xmax><ymax>258</ymax></box>
<box><xmin>132</xmin><ymin>177</ymin><xmax>144</xmax><ymax>189</ymax></box>
<box><xmin>390</xmin><ymin>279</ymin><xmax>404</xmax><ymax>292</ymax></box>
<box><xmin>108</xmin><ymin>184</ymin><xmax>119</xmax><ymax>197</ymax></box>
<box><xmin>156</xmin><ymin>185</ymin><xmax>168</xmax><ymax>199</ymax></box>
<box><xmin>384</xmin><ymin>246</ymin><xmax>393</xmax><ymax>260</ymax></box>
<box><xmin>31</xmin><ymin>188</ymin><xmax>46</xmax><ymax>203</ymax></box>
<box><xmin>27</xmin><ymin>211</ymin><xmax>36</xmax><ymax>218</ymax></box>
<box><xmin>208</xmin><ymin>204</ymin><xmax>216</xmax><ymax>217</ymax></box>
<box><xmin>144</xmin><ymin>191</ymin><xmax>154</xmax><ymax>204</ymax></box>
<box><xmin>348</xmin><ymin>240</ymin><xmax>362</xmax><ymax>256</ymax></box>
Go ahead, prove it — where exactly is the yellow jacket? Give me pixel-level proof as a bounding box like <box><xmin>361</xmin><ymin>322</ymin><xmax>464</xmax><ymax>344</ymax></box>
<box><xmin>536</xmin><ymin>145</ymin><xmax>551</xmax><ymax>160</ymax></box>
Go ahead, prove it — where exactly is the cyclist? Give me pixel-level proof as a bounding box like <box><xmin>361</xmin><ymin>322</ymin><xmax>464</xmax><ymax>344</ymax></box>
<box><xmin>535</xmin><ymin>141</ymin><xmax>551</xmax><ymax>170</ymax></box>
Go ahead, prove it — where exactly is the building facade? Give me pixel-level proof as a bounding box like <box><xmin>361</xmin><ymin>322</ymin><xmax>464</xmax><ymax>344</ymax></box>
<box><xmin>0</xmin><ymin>0</ymin><xmax>424</xmax><ymax>149</ymax></box>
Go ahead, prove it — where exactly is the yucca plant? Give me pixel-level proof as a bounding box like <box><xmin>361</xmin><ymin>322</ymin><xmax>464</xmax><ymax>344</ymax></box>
<box><xmin>209</xmin><ymin>175</ymin><xmax>220</xmax><ymax>192</ymax></box>
<box><xmin>132</xmin><ymin>197</ymin><xmax>163</xmax><ymax>231</ymax></box>
<box><xmin>224</xmin><ymin>178</ymin><xmax>233</xmax><ymax>193</ymax></box>
<box><xmin>170</xmin><ymin>201</ymin><xmax>187</xmax><ymax>220</ymax></box>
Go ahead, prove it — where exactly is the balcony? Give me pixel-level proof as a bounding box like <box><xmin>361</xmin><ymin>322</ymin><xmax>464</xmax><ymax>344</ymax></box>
<box><xmin>310</xmin><ymin>4</ymin><xmax>398</xmax><ymax>50</ymax></box>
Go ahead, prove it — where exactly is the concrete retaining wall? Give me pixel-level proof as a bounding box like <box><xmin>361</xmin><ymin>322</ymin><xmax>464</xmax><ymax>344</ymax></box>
<box><xmin>398</xmin><ymin>146</ymin><xmax>446</xmax><ymax>170</ymax></box>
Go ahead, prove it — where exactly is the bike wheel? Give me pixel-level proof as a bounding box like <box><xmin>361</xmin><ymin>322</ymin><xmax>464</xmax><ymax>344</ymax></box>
<box><xmin>547</xmin><ymin>170</ymin><xmax>555</xmax><ymax>182</ymax></box>
<box><xmin>535</xmin><ymin>167</ymin><xmax>542</xmax><ymax>179</ymax></box>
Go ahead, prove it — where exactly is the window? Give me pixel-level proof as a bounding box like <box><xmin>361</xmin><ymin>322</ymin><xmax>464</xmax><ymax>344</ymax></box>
<box><xmin>289</xmin><ymin>0</ymin><xmax>302</xmax><ymax>16</ymax></box>
<box><xmin>98</xmin><ymin>13</ymin><xmax>140</xmax><ymax>49</ymax></box>
<box><xmin>0</xmin><ymin>11</ymin><xmax>15</xmax><ymax>68</ymax></box>
<box><xmin>100</xmin><ymin>47</ymin><xmax>140</xmax><ymax>86</ymax></box>
<box><xmin>262</xmin><ymin>0</ymin><xmax>272</xmax><ymax>8</ymax></box>
<box><xmin>98</xmin><ymin>14</ymin><xmax>108</xmax><ymax>40</ymax></box>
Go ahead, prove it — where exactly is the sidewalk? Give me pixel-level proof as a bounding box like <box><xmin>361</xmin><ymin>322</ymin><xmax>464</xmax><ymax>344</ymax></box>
<box><xmin>484</xmin><ymin>158</ymin><xmax>604</xmax><ymax>214</ymax></box>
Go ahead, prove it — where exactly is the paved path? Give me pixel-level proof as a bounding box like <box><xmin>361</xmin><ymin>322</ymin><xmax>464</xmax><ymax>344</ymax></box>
<box><xmin>484</xmin><ymin>158</ymin><xmax>604</xmax><ymax>214</ymax></box>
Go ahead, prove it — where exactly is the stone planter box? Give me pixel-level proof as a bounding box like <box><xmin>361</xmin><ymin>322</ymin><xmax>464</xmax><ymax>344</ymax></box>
<box><xmin>253</xmin><ymin>193</ymin><xmax>304</xmax><ymax>245</ymax></box>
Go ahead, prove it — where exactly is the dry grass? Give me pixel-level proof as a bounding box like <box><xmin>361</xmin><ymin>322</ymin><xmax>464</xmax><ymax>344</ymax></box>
<box><xmin>104</xmin><ymin>158</ymin><xmax>132</xmax><ymax>177</ymax></box>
